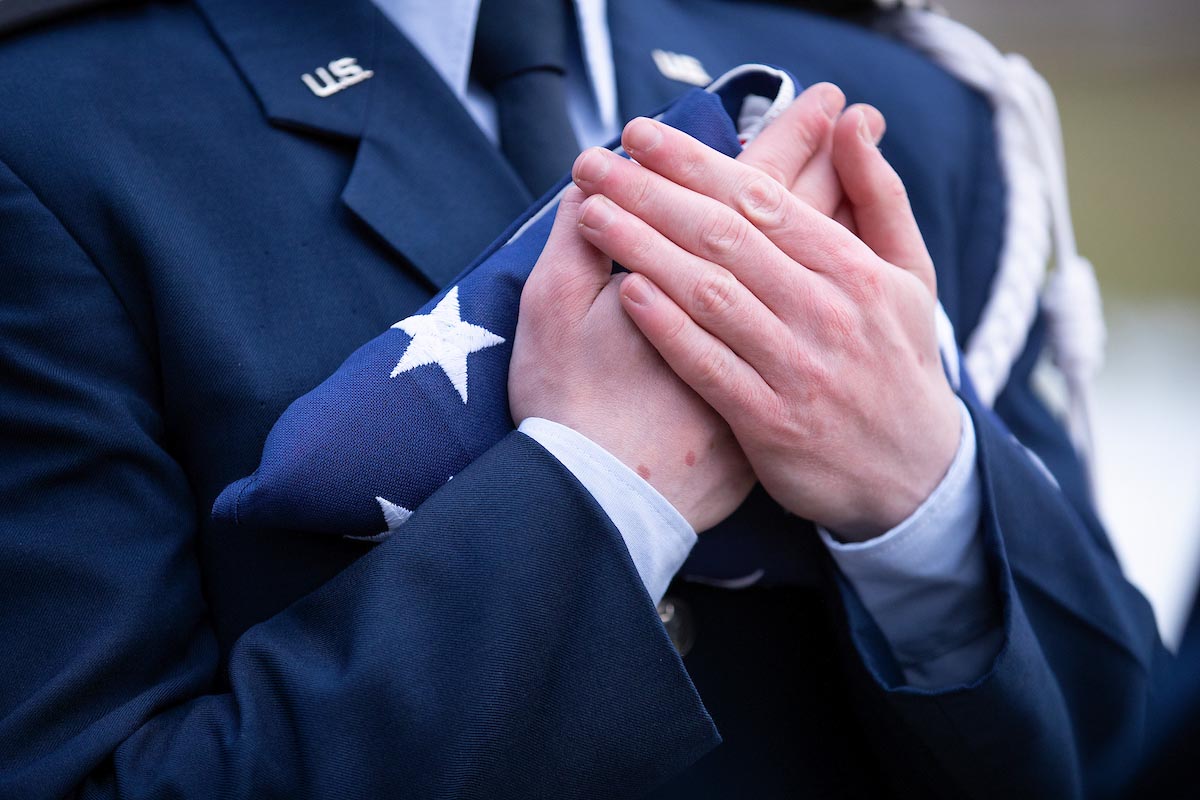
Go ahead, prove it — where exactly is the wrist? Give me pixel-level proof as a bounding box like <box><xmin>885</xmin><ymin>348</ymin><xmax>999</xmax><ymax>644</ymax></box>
<box><xmin>514</xmin><ymin>412</ymin><xmax>750</xmax><ymax>533</ymax></box>
<box><xmin>518</xmin><ymin>418</ymin><xmax>697</xmax><ymax>603</ymax></box>
<box><xmin>827</xmin><ymin>389</ymin><xmax>964</xmax><ymax>542</ymax></box>
<box><xmin>519</xmin><ymin>414</ymin><xmax>693</xmax><ymax>520</ymax></box>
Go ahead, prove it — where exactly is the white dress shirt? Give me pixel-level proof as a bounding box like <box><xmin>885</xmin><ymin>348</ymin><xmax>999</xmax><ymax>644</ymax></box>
<box><xmin>372</xmin><ymin>0</ymin><xmax>1001</xmax><ymax>688</ymax></box>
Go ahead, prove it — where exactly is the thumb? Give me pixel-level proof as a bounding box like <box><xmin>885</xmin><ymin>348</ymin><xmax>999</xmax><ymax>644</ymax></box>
<box><xmin>739</xmin><ymin>82</ymin><xmax>844</xmax><ymax>190</ymax></box>
<box><xmin>832</xmin><ymin>106</ymin><xmax>937</xmax><ymax>298</ymax></box>
<box><xmin>524</xmin><ymin>185</ymin><xmax>613</xmax><ymax>312</ymax></box>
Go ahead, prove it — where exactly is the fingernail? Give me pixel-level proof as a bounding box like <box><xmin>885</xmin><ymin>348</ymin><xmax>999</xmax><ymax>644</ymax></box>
<box><xmin>622</xmin><ymin>274</ymin><xmax>655</xmax><ymax>306</ymax></box>
<box><xmin>815</xmin><ymin>83</ymin><xmax>844</xmax><ymax>120</ymax></box>
<box><xmin>573</xmin><ymin>148</ymin><xmax>611</xmax><ymax>185</ymax></box>
<box><xmin>855</xmin><ymin>106</ymin><xmax>886</xmax><ymax>145</ymax></box>
<box><xmin>623</xmin><ymin>118</ymin><xmax>661</xmax><ymax>154</ymax></box>
<box><xmin>578</xmin><ymin>195</ymin><xmax>615</xmax><ymax>230</ymax></box>
<box><xmin>856</xmin><ymin>110</ymin><xmax>873</xmax><ymax>144</ymax></box>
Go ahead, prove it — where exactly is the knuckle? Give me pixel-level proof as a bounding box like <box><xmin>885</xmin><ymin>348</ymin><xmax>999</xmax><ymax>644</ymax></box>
<box><xmin>698</xmin><ymin>209</ymin><xmax>749</xmax><ymax>260</ymax></box>
<box><xmin>813</xmin><ymin>294</ymin><xmax>858</xmax><ymax>342</ymax></box>
<box><xmin>824</xmin><ymin>237</ymin><xmax>863</xmax><ymax>275</ymax></box>
<box><xmin>804</xmin><ymin>356</ymin><xmax>833</xmax><ymax>394</ymax></box>
<box><xmin>781</xmin><ymin>356</ymin><xmax>832</xmax><ymax>432</ymax></box>
<box><xmin>691</xmin><ymin>269</ymin><xmax>740</xmax><ymax>317</ymax></box>
<box><xmin>781</xmin><ymin>341</ymin><xmax>819</xmax><ymax>387</ymax></box>
<box><xmin>626</xmin><ymin>227</ymin><xmax>656</xmax><ymax>262</ymax></box>
<box><xmin>726</xmin><ymin>372</ymin><xmax>764</xmax><ymax>415</ymax></box>
<box><xmin>661</xmin><ymin>308</ymin><xmax>691</xmax><ymax>343</ymax></box>
<box><xmin>738</xmin><ymin>173</ymin><xmax>788</xmax><ymax>227</ymax></box>
<box><xmin>844</xmin><ymin>269</ymin><xmax>884</xmax><ymax>306</ymax></box>
<box><xmin>755</xmin><ymin>386</ymin><xmax>792</xmax><ymax>434</ymax></box>
<box><xmin>628</xmin><ymin>171</ymin><xmax>657</xmax><ymax>213</ymax></box>
<box><xmin>694</xmin><ymin>344</ymin><xmax>730</xmax><ymax>388</ymax></box>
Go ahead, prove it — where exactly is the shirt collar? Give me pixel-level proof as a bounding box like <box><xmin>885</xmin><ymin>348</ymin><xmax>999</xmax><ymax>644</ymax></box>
<box><xmin>371</xmin><ymin>0</ymin><xmax>616</xmax><ymax>132</ymax></box>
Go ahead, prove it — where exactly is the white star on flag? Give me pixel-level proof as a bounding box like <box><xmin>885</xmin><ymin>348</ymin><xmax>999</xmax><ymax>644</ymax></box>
<box><xmin>389</xmin><ymin>286</ymin><xmax>505</xmax><ymax>403</ymax></box>
<box><xmin>376</xmin><ymin>496</ymin><xmax>413</xmax><ymax>532</ymax></box>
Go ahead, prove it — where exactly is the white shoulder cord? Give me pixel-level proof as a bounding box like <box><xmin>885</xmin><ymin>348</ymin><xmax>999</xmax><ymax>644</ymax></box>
<box><xmin>874</xmin><ymin>6</ymin><xmax>1105</xmax><ymax>479</ymax></box>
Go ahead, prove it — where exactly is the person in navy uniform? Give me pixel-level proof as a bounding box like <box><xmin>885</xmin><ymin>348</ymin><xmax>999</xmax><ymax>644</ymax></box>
<box><xmin>0</xmin><ymin>0</ymin><xmax>1169</xmax><ymax>798</ymax></box>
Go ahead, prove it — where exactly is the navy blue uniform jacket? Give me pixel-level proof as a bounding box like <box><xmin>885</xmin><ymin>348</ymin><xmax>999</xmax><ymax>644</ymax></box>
<box><xmin>0</xmin><ymin>1</ymin><xmax>1169</xmax><ymax>797</ymax></box>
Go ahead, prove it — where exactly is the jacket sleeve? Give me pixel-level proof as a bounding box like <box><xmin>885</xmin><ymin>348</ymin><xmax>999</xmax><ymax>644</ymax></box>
<box><xmin>0</xmin><ymin>160</ymin><xmax>718</xmax><ymax>798</ymax></box>
<box><xmin>832</xmin><ymin>207</ymin><xmax>1170</xmax><ymax>799</ymax></box>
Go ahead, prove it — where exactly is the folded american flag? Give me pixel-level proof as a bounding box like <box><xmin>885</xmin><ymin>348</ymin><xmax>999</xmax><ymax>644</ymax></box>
<box><xmin>213</xmin><ymin>66</ymin><xmax>798</xmax><ymax>540</ymax></box>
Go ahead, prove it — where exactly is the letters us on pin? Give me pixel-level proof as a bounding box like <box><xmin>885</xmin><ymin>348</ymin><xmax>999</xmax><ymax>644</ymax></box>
<box><xmin>302</xmin><ymin>57</ymin><xmax>374</xmax><ymax>98</ymax></box>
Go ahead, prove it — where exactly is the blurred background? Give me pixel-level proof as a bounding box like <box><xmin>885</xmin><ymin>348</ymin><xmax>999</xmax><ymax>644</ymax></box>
<box><xmin>942</xmin><ymin>0</ymin><xmax>1200</xmax><ymax>647</ymax></box>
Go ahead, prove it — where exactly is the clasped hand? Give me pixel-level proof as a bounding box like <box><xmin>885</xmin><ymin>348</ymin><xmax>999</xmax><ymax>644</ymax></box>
<box><xmin>510</xmin><ymin>83</ymin><xmax>961</xmax><ymax>541</ymax></box>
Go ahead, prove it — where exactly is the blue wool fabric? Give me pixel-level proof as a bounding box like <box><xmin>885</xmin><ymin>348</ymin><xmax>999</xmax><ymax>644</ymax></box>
<box><xmin>213</xmin><ymin>83</ymin><xmax>760</xmax><ymax>538</ymax></box>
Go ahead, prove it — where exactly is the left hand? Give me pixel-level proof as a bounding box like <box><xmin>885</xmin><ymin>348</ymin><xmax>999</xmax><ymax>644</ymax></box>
<box><xmin>509</xmin><ymin>186</ymin><xmax>754</xmax><ymax>533</ymax></box>
<box><xmin>569</xmin><ymin>101</ymin><xmax>961</xmax><ymax>540</ymax></box>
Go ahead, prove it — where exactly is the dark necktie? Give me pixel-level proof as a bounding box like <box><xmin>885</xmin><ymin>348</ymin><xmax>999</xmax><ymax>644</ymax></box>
<box><xmin>471</xmin><ymin>0</ymin><xmax>581</xmax><ymax>197</ymax></box>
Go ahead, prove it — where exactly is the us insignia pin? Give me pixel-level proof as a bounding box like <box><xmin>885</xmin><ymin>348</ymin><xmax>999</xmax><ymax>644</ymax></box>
<box><xmin>651</xmin><ymin>49</ymin><xmax>712</xmax><ymax>87</ymax></box>
<box><xmin>301</xmin><ymin>57</ymin><xmax>374</xmax><ymax>98</ymax></box>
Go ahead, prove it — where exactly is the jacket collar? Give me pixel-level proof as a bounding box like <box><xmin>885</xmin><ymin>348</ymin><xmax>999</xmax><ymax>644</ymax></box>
<box><xmin>372</xmin><ymin>0</ymin><xmax>620</xmax><ymax>137</ymax></box>
<box><xmin>194</xmin><ymin>0</ymin><xmax>530</xmax><ymax>289</ymax></box>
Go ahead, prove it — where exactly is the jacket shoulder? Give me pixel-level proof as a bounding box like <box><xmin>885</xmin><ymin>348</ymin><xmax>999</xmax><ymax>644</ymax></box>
<box><xmin>0</xmin><ymin>2</ymin><xmax>214</xmax><ymax>117</ymax></box>
<box><xmin>0</xmin><ymin>0</ymin><xmax>122</xmax><ymax>37</ymax></box>
<box><xmin>0</xmin><ymin>1</ymin><xmax>237</xmax><ymax>184</ymax></box>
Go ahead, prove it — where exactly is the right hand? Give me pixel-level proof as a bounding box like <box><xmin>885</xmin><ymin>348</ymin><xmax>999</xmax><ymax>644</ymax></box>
<box><xmin>570</xmin><ymin>88</ymin><xmax>952</xmax><ymax>540</ymax></box>
<box><xmin>509</xmin><ymin>186</ymin><xmax>754</xmax><ymax>532</ymax></box>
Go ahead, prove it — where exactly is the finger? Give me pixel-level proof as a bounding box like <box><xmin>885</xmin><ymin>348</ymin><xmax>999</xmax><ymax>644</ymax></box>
<box><xmin>738</xmin><ymin>82</ymin><xmax>844</xmax><ymax>187</ymax></box>
<box><xmin>523</xmin><ymin>185</ymin><xmax>616</xmax><ymax>312</ymax></box>
<box><xmin>786</xmin><ymin>135</ymin><xmax>840</xmax><ymax>218</ymax></box>
<box><xmin>832</xmin><ymin>107</ymin><xmax>937</xmax><ymax>297</ymax></box>
<box><xmin>832</xmin><ymin>199</ymin><xmax>856</xmax><ymax>233</ymax></box>
<box><xmin>734</xmin><ymin>165</ymin><xmax>884</xmax><ymax>287</ymax></box>
<box><xmin>855</xmin><ymin>103</ymin><xmax>887</xmax><ymax>144</ymax></box>
<box><xmin>789</xmin><ymin>102</ymin><xmax>884</xmax><ymax>218</ymax></box>
<box><xmin>576</xmin><ymin>193</ymin><xmax>794</xmax><ymax>378</ymax></box>
<box><xmin>572</xmin><ymin>146</ymin><xmax>811</xmax><ymax>314</ymax></box>
<box><xmin>619</xmin><ymin>272</ymin><xmax>774</xmax><ymax>423</ymax></box>
<box><xmin>620</xmin><ymin>117</ymin><xmax>882</xmax><ymax>284</ymax></box>
<box><xmin>621</xmin><ymin>115</ymin><xmax>772</xmax><ymax>215</ymax></box>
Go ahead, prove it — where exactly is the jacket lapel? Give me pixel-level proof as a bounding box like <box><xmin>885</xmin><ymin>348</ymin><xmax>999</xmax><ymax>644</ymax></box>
<box><xmin>194</xmin><ymin>0</ymin><xmax>530</xmax><ymax>290</ymax></box>
<box><xmin>608</xmin><ymin>0</ymin><xmax>723</xmax><ymax>124</ymax></box>
<box><xmin>341</xmin><ymin>14</ymin><xmax>532</xmax><ymax>289</ymax></box>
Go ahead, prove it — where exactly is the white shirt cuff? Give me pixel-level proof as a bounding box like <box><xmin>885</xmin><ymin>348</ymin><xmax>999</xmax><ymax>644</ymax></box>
<box><xmin>818</xmin><ymin>398</ymin><xmax>1001</xmax><ymax>688</ymax></box>
<box><xmin>517</xmin><ymin>418</ymin><xmax>696</xmax><ymax>605</ymax></box>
